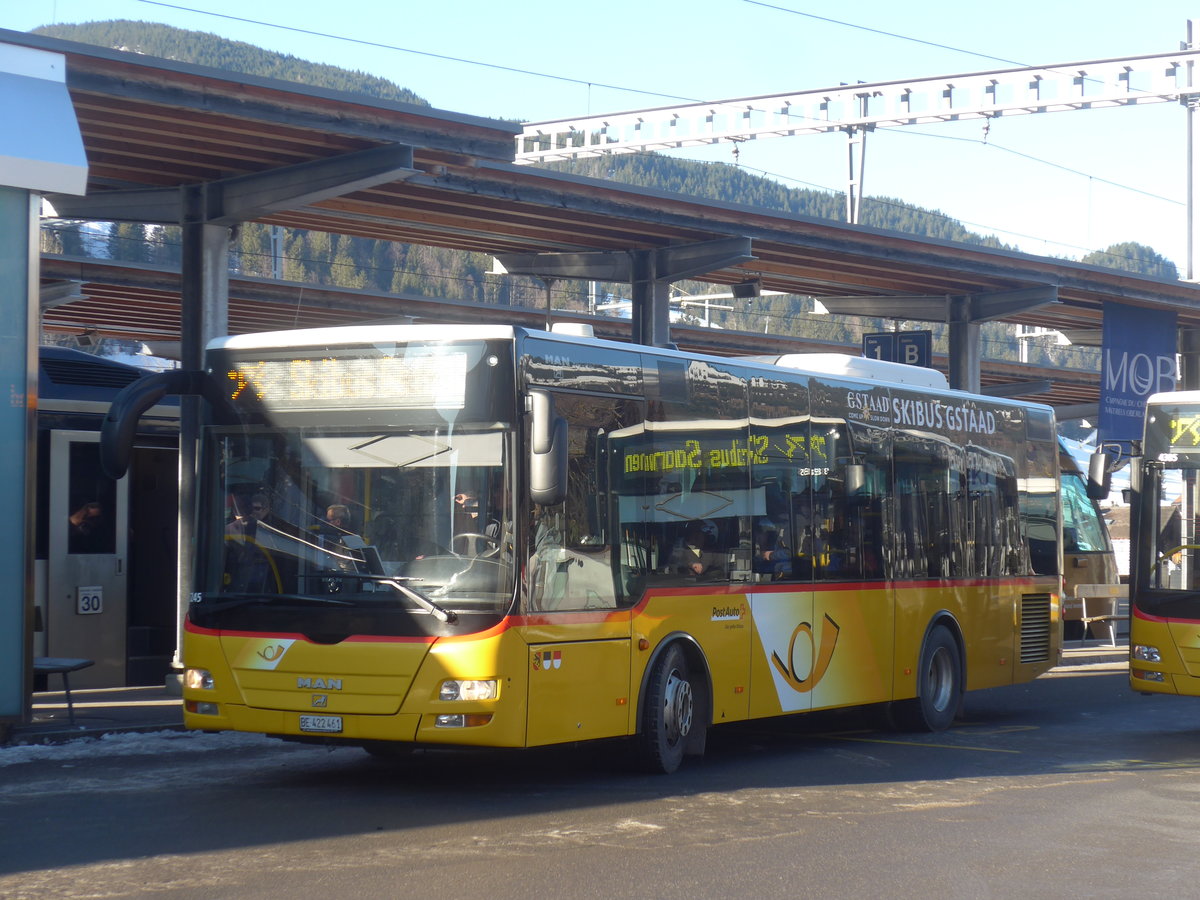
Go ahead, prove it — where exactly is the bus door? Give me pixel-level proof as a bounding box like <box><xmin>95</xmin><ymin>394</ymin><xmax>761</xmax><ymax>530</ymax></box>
<box><xmin>748</xmin><ymin>418</ymin><xmax>888</xmax><ymax>718</ymax></box>
<box><xmin>524</xmin><ymin>393</ymin><xmax>638</xmax><ymax>746</ymax></box>
<box><xmin>785</xmin><ymin>407</ymin><xmax>892</xmax><ymax>714</ymax></box>
<box><xmin>45</xmin><ymin>430</ymin><xmax>130</xmax><ymax>688</ymax></box>
<box><xmin>746</xmin><ymin>392</ymin><xmax>816</xmax><ymax>719</ymax></box>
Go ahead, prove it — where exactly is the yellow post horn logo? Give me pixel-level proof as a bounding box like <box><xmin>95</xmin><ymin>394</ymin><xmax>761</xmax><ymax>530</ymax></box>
<box><xmin>770</xmin><ymin>614</ymin><xmax>840</xmax><ymax>693</ymax></box>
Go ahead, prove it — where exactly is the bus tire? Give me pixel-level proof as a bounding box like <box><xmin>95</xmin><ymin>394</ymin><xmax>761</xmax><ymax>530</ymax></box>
<box><xmin>896</xmin><ymin>624</ymin><xmax>962</xmax><ymax>732</ymax></box>
<box><xmin>640</xmin><ymin>643</ymin><xmax>695</xmax><ymax>774</ymax></box>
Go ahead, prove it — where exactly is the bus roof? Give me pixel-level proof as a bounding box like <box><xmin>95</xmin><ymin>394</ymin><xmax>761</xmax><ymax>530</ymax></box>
<box><xmin>1148</xmin><ymin>390</ymin><xmax>1200</xmax><ymax>405</ymax></box>
<box><xmin>209</xmin><ymin>323</ymin><xmax>519</xmax><ymax>351</ymax></box>
<box><xmin>746</xmin><ymin>353</ymin><xmax>950</xmax><ymax>388</ymax></box>
<box><xmin>210</xmin><ymin>322</ymin><xmax>1050</xmax><ymax>413</ymax></box>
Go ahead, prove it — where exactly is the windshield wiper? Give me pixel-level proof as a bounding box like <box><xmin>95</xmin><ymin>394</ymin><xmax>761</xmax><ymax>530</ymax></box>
<box><xmin>195</xmin><ymin>593</ymin><xmax>356</xmax><ymax>614</ymax></box>
<box><xmin>376</xmin><ymin>578</ymin><xmax>458</xmax><ymax>624</ymax></box>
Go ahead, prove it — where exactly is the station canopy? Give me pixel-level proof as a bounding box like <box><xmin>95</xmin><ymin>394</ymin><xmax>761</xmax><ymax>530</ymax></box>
<box><xmin>10</xmin><ymin>27</ymin><xmax>1200</xmax><ymax>411</ymax></box>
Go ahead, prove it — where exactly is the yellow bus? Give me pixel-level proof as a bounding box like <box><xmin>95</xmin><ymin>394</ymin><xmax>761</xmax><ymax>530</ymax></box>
<box><xmin>1057</xmin><ymin>438</ymin><xmax>1121</xmax><ymax>639</ymax></box>
<box><xmin>106</xmin><ymin>324</ymin><xmax>1063</xmax><ymax>772</ymax></box>
<box><xmin>1125</xmin><ymin>390</ymin><xmax>1200</xmax><ymax>694</ymax></box>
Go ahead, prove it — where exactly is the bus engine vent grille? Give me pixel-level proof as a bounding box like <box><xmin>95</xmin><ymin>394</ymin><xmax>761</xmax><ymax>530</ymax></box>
<box><xmin>1020</xmin><ymin>593</ymin><xmax>1052</xmax><ymax>663</ymax></box>
<box><xmin>42</xmin><ymin>357</ymin><xmax>143</xmax><ymax>389</ymax></box>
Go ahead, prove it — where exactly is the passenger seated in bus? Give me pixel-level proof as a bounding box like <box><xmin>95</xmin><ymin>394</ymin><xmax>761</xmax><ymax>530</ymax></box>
<box><xmin>324</xmin><ymin>504</ymin><xmax>353</xmax><ymax>534</ymax></box>
<box><xmin>668</xmin><ymin>522</ymin><xmax>724</xmax><ymax>579</ymax></box>
<box><xmin>753</xmin><ymin>518</ymin><xmax>791</xmax><ymax>580</ymax></box>
<box><xmin>316</xmin><ymin>503</ymin><xmax>362</xmax><ymax>574</ymax></box>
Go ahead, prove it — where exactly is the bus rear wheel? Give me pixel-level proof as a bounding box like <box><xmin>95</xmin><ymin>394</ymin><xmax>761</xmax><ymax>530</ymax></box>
<box><xmin>895</xmin><ymin>624</ymin><xmax>962</xmax><ymax>732</ymax></box>
<box><xmin>639</xmin><ymin>644</ymin><xmax>696</xmax><ymax>774</ymax></box>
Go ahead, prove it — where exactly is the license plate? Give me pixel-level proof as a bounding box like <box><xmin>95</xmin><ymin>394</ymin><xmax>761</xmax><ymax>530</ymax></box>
<box><xmin>299</xmin><ymin>715</ymin><xmax>343</xmax><ymax>734</ymax></box>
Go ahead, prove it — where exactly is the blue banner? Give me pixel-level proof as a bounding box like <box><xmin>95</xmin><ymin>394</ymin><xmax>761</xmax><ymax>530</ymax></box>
<box><xmin>1099</xmin><ymin>301</ymin><xmax>1177</xmax><ymax>444</ymax></box>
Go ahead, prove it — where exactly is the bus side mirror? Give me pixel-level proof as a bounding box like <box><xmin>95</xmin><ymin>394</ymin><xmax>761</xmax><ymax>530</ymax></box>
<box><xmin>101</xmin><ymin>369</ymin><xmax>212</xmax><ymax>480</ymax></box>
<box><xmin>1086</xmin><ymin>451</ymin><xmax>1112</xmax><ymax>501</ymax></box>
<box><xmin>529</xmin><ymin>390</ymin><xmax>567</xmax><ymax>506</ymax></box>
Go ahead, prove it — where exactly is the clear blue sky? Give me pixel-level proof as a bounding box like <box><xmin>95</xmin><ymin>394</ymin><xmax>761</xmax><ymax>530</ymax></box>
<box><xmin>5</xmin><ymin>0</ymin><xmax>1200</xmax><ymax>269</ymax></box>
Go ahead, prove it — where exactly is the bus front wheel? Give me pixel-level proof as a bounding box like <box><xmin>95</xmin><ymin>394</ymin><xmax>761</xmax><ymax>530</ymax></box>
<box><xmin>896</xmin><ymin>624</ymin><xmax>962</xmax><ymax>732</ymax></box>
<box><xmin>639</xmin><ymin>643</ymin><xmax>696</xmax><ymax>774</ymax></box>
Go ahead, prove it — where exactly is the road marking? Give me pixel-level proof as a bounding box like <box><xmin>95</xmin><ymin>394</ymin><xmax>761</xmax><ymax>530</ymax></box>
<box><xmin>819</xmin><ymin>733</ymin><xmax>1021</xmax><ymax>754</ymax></box>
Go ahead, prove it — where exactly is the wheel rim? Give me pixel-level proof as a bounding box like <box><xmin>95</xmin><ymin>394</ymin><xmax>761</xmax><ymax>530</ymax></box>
<box><xmin>663</xmin><ymin>668</ymin><xmax>693</xmax><ymax>745</ymax></box>
<box><xmin>926</xmin><ymin>645</ymin><xmax>955</xmax><ymax>713</ymax></box>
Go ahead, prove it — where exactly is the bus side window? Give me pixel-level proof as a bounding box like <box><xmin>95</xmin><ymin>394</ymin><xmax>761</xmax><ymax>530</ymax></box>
<box><xmin>527</xmin><ymin>394</ymin><xmax>642</xmax><ymax>612</ymax></box>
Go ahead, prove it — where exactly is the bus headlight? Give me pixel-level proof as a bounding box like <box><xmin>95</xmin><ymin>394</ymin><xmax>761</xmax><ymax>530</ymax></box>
<box><xmin>439</xmin><ymin>679</ymin><xmax>498</xmax><ymax>701</ymax></box>
<box><xmin>1132</xmin><ymin>669</ymin><xmax>1166</xmax><ymax>683</ymax></box>
<box><xmin>184</xmin><ymin>668</ymin><xmax>214</xmax><ymax>690</ymax></box>
<box><xmin>1132</xmin><ymin>645</ymin><xmax>1162</xmax><ymax>663</ymax></box>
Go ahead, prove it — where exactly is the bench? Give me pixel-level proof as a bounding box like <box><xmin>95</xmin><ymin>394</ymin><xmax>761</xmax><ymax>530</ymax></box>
<box><xmin>33</xmin><ymin>657</ymin><xmax>95</xmax><ymax>725</ymax></box>
<box><xmin>1074</xmin><ymin>584</ymin><xmax>1126</xmax><ymax>647</ymax></box>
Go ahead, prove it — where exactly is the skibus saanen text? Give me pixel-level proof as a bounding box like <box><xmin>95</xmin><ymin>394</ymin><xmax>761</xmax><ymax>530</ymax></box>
<box><xmin>105</xmin><ymin>324</ymin><xmax>1063</xmax><ymax>772</ymax></box>
<box><xmin>1121</xmin><ymin>390</ymin><xmax>1200</xmax><ymax>694</ymax></box>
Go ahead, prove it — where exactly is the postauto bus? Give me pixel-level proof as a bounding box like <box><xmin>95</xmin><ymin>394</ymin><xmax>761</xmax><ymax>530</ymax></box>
<box><xmin>103</xmin><ymin>324</ymin><xmax>1063</xmax><ymax>772</ymax></box>
<box><xmin>1122</xmin><ymin>391</ymin><xmax>1200</xmax><ymax>695</ymax></box>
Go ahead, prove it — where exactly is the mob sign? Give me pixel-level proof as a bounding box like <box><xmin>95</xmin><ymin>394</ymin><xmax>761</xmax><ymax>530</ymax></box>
<box><xmin>1098</xmin><ymin>301</ymin><xmax>1178</xmax><ymax>444</ymax></box>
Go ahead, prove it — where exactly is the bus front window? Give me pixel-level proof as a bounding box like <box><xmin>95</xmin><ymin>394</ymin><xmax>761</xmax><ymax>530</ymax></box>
<box><xmin>200</xmin><ymin>425</ymin><xmax>516</xmax><ymax>628</ymax></box>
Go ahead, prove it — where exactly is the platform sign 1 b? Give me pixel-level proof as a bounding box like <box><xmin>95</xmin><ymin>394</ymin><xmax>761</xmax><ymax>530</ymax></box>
<box><xmin>862</xmin><ymin>333</ymin><xmax>895</xmax><ymax>362</ymax></box>
<box><xmin>897</xmin><ymin>331</ymin><xmax>932</xmax><ymax>367</ymax></box>
<box><xmin>863</xmin><ymin>330</ymin><xmax>932</xmax><ymax>368</ymax></box>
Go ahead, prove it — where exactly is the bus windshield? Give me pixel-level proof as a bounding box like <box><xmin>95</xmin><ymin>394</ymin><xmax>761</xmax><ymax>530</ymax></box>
<box><xmin>1144</xmin><ymin>401</ymin><xmax>1200</xmax><ymax>593</ymax></box>
<box><xmin>196</xmin><ymin>423</ymin><xmax>516</xmax><ymax>629</ymax></box>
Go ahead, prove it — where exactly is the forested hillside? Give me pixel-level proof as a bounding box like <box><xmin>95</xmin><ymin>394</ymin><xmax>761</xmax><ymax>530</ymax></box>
<box><xmin>32</xmin><ymin>19</ymin><xmax>1153</xmax><ymax>370</ymax></box>
<box><xmin>550</xmin><ymin>156</ymin><xmax>1012</xmax><ymax>248</ymax></box>
<box><xmin>34</xmin><ymin>20</ymin><xmax>428</xmax><ymax>105</ymax></box>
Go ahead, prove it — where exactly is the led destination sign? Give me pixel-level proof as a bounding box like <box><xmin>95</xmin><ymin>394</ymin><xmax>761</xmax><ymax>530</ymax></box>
<box><xmin>224</xmin><ymin>353</ymin><xmax>468</xmax><ymax>410</ymax></box>
<box><xmin>622</xmin><ymin>432</ymin><xmax>831</xmax><ymax>475</ymax></box>
<box><xmin>1166</xmin><ymin>412</ymin><xmax>1200</xmax><ymax>451</ymax></box>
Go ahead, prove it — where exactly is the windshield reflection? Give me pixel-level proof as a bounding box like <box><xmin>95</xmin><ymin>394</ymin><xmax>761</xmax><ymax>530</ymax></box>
<box><xmin>205</xmin><ymin>426</ymin><xmax>515</xmax><ymax>619</ymax></box>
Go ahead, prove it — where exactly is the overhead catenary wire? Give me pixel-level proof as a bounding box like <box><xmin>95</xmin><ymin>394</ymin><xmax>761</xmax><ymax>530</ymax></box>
<box><xmin>126</xmin><ymin>0</ymin><xmax>1175</xmax><ymax>262</ymax></box>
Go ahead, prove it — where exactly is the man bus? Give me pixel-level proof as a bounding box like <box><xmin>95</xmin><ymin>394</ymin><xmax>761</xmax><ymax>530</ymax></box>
<box><xmin>1120</xmin><ymin>390</ymin><xmax>1200</xmax><ymax>694</ymax></box>
<box><xmin>103</xmin><ymin>323</ymin><xmax>1063</xmax><ymax>773</ymax></box>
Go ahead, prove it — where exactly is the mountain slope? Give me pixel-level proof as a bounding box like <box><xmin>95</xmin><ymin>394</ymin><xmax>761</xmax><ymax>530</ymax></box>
<box><xmin>34</xmin><ymin>20</ymin><xmax>429</xmax><ymax>105</ymax></box>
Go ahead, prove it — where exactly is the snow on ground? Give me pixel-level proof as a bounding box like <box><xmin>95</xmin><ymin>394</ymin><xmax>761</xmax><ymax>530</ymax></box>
<box><xmin>0</xmin><ymin>730</ymin><xmax>278</xmax><ymax>768</ymax></box>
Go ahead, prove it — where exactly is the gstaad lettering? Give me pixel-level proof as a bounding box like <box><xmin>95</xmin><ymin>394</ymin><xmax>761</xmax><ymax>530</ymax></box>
<box><xmin>892</xmin><ymin>398</ymin><xmax>997</xmax><ymax>435</ymax></box>
<box><xmin>847</xmin><ymin>391</ymin><xmax>891</xmax><ymax>414</ymax></box>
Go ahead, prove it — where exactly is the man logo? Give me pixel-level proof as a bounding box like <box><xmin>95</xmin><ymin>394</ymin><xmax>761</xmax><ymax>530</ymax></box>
<box><xmin>297</xmin><ymin>677</ymin><xmax>343</xmax><ymax>690</ymax></box>
<box><xmin>311</xmin><ymin>695</ymin><xmax>328</xmax><ymax>708</ymax></box>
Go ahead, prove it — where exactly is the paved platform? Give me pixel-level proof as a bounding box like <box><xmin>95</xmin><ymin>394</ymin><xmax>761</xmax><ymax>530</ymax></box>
<box><xmin>0</xmin><ymin>641</ymin><xmax>1128</xmax><ymax>747</ymax></box>
<box><xmin>2</xmin><ymin>684</ymin><xmax>183</xmax><ymax>746</ymax></box>
<box><xmin>1060</xmin><ymin>639</ymin><xmax>1128</xmax><ymax>666</ymax></box>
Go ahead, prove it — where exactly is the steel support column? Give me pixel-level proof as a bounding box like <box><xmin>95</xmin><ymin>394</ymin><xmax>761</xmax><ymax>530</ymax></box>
<box><xmin>630</xmin><ymin>250</ymin><xmax>671</xmax><ymax>347</ymax></box>
<box><xmin>1181</xmin><ymin>327</ymin><xmax>1200</xmax><ymax>391</ymax></box>
<box><xmin>947</xmin><ymin>316</ymin><xmax>982</xmax><ymax>393</ymax></box>
<box><xmin>495</xmin><ymin>237</ymin><xmax>755</xmax><ymax>350</ymax></box>
<box><xmin>0</xmin><ymin>189</ymin><xmax>39</xmax><ymax>728</ymax></box>
<box><xmin>174</xmin><ymin>196</ymin><xmax>229</xmax><ymax>681</ymax></box>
